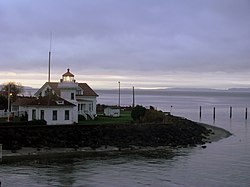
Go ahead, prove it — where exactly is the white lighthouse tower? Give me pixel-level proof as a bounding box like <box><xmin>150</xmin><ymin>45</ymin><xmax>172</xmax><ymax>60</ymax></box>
<box><xmin>58</xmin><ymin>68</ymin><xmax>78</xmax><ymax>123</ymax></box>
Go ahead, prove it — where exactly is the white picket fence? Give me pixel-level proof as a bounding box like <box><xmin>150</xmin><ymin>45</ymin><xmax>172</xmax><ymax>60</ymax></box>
<box><xmin>0</xmin><ymin>110</ymin><xmax>26</xmax><ymax>118</ymax></box>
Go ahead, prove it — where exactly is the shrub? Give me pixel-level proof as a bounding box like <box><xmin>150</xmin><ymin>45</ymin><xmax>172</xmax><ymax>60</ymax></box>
<box><xmin>20</xmin><ymin>112</ymin><xmax>28</xmax><ymax>121</ymax></box>
<box><xmin>0</xmin><ymin>119</ymin><xmax>47</xmax><ymax>126</ymax></box>
<box><xmin>27</xmin><ymin>119</ymin><xmax>47</xmax><ymax>125</ymax></box>
<box><xmin>142</xmin><ymin>109</ymin><xmax>166</xmax><ymax>123</ymax></box>
<box><xmin>78</xmin><ymin>114</ymin><xmax>86</xmax><ymax>121</ymax></box>
<box><xmin>131</xmin><ymin>105</ymin><xmax>146</xmax><ymax>122</ymax></box>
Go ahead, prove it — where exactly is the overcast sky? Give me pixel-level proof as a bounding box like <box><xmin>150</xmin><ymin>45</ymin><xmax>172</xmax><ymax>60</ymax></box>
<box><xmin>0</xmin><ymin>0</ymin><xmax>250</xmax><ymax>89</ymax></box>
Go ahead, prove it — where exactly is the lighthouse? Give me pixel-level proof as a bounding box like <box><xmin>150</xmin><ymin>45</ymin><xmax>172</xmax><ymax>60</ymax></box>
<box><xmin>58</xmin><ymin>68</ymin><xmax>79</xmax><ymax>123</ymax></box>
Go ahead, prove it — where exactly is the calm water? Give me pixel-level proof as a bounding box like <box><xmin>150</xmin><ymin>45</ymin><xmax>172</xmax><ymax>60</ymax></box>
<box><xmin>1</xmin><ymin>90</ymin><xmax>250</xmax><ymax>187</ymax></box>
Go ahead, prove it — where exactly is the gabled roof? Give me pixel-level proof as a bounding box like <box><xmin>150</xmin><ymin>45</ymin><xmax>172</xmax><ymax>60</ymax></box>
<box><xmin>34</xmin><ymin>82</ymin><xmax>60</xmax><ymax>96</ymax></box>
<box><xmin>47</xmin><ymin>82</ymin><xmax>61</xmax><ymax>95</ymax></box>
<box><xmin>78</xmin><ymin>83</ymin><xmax>98</xmax><ymax>96</ymax></box>
<box><xmin>35</xmin><ymin>82</ymin><xmax>98</xmax><ymax>97</ymax></box>
<box><xmin>27</xmin><ymin>95</ymin><xmax>75</xmax><ymax>107</ymax></box>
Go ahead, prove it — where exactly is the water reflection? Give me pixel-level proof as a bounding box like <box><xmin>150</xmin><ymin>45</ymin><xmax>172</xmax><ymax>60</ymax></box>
<box><xmin>1</xmin><ymin>148</ymin><xmax>195</xmax><ymax>187</ymax></box>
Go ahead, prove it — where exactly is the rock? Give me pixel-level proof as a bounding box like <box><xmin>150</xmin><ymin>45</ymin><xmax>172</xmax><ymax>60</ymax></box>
<box><xmin>201</xmin><ymin>145</ymin><xmax>207</xmax><ymax>149</ymax></box>
<box><xmin>0</xmin><ymin>116</ymin><xmax>212</xmax><ymax>150</ymax></box>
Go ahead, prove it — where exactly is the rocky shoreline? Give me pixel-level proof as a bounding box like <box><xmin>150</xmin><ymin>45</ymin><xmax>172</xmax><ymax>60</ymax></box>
<box><xmin>0</xmin><ymin>116</ymin><xmax>232</xmax><ymax>159</ymax></box>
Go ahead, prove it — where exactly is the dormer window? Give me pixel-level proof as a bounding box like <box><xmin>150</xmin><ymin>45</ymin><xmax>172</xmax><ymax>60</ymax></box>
<box><xmin>76</xmin><ymin>89</ymin><xmax>82</xmax><ymax>95</ymax></box>
<box><xmin>56</xmin><ymin>100</ymin><xmax>64</xmax><ymax>105</ymax></box>
<box><xmin>62</xmin><ymin>68</ymin><xmax>75</xmax><ymax>82</ymax></box>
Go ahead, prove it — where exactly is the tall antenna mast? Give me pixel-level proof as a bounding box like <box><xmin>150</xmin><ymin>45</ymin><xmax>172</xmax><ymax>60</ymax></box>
<box><xmin>48</xmin><ymin>32</ymin><xmax>52</xmax><ymax>82</ymax></box>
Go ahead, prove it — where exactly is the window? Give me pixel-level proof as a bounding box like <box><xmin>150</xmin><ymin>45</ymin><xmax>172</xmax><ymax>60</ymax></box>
<box><xmin>32</xmin><ymin>109</ymin><xmax>36</xmax><ymax>120</ymax></box>
<box><xmin>40</xmin><ymin>110</ymin><xmax>44</xmax><ymax>120</ymax></box>
<box><xmin>65</xmin><ymin>110</ymin><xmax>69</xmax><ymax>120</ymax></box>
<box><xmin>52</xmin><ymin>110</ymin><xmax>57</xmax><ymax>121</ymax></box>
<box><xmin>45</xmin><ymin>88</ymin><xmax>52</xmax><ymax>96</ymax></box>
<box><xmin>76</xmin><ymin>89</ymin><xmax>82</xmax><ymax>95</ymax></box>
<box><xmin>71</xmin><ymin>93</ymin><xmax>74</xmax><ymax>100</ymax></box>
<box><xmin>89</xmin><ymin>104</ymin><xmax>93</xmax><ymax>112</ymax></box>
<box><xmin>56</xmin><ymin>100</ymin><xmax>64</xmax><ymax>105</ymax></box>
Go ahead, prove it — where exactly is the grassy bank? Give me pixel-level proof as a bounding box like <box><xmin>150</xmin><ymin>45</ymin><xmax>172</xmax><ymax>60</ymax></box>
<box><xmin>78</xmin><ymin>110</ymin><xmax>132</xmax><ymax>125</ymax></box>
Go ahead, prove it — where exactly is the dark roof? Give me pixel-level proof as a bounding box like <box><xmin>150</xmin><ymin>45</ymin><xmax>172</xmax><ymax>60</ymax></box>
<box><xmin>43</xmin><ymin>82</ymin><xmax>98</xmax><ymax>97</ymax></box>
<box><xmin>12</xmin><ymin>97</ymin><xmax>37</xmax><ymax>106</ymax></box>
<box><xmin>62</xmin><ymin>68</ymin><xmax>74</xmax><ymax>77</ymax></box>
<box><xmin>78</xmin><ymin>83</ymin><xmax>98</xmax><ymax>96</ymax></box>
<box><xmin>47</xmin><ymin>82</ymin><xmax>61</xmax><ymax>95</ymax></box>
<box><xmin>27</xmin><ymin>95</ymin><xmax>75</xmax><ymax>107</ymax></box>
<box><xmin>35</xmin><ymin>80</ymin><xmax>98</xmax><ymax>97</ymax></box>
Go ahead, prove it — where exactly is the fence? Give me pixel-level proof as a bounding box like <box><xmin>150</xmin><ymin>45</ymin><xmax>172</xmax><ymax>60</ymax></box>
<box><xmin>0</xmin><ymin>111</ymin><xmax>26</xmax><ymax>118</ymax></box>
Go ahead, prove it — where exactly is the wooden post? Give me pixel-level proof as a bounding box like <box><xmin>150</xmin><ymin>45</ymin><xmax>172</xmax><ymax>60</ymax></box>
<box><xmin>199</xmin><ymin>106</ymin><xmax>202</xmax><ymax>118</ymax></box>
<box><xmin>213</xmin><ymin>107</ymin><xmax>216</xmax><ymax>120</ymax></box>
<box><xmin>230</xmin><ymin>106</ymin><xmax>232</xmax><ymax>119</ymax></box>
<box><xmin>245</xmin><ymin>108</ymin><xmax>248</xmax><ymax>120</ymax></box>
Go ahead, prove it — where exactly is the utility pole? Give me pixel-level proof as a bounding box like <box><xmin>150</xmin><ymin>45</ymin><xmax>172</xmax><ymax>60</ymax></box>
<box><xmin>118</xmin><ymin>81</ymin><xmax>121</xmax><ymax>108</ymax></box>
<box><xmin>7</xmin><ymin>84</ymin><xmax>12</xmax><ymax>122</ymax></box>
<box><xmin>132</xmin><ymin>86</ymin><xmax>135</xmax><ymax>107</ymax></box>
<box><xmin>48</xmin><ymin>32</ymin><xmax>52</xmax><ymax>82</ymax></box>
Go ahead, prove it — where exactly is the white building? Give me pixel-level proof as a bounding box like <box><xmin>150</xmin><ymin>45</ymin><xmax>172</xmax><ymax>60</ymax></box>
<box><xmin>12</xmin><ymin>69</ymin><xmax>98</xmax><ymax>125</ymax></box>
<box><xmin>26</xmin><ymin>95</ymin><xmax>76</xmax><ymax>125</ymax></box>
<box><xmin>104</xmin><ymin>107</ymin><xmax>120</xmax><ymax>117</ymax></box>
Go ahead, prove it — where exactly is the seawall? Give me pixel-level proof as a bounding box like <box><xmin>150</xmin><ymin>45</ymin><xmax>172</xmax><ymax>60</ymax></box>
<box><xmin>0</xmin><ymin>121</ymin><xmax>211</xmax><ymax>152</ymax></box>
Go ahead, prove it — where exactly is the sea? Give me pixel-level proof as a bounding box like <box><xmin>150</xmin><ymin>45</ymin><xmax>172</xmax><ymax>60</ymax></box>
<box><xmin>1</xmin><ymin>89</ymin><xmax>250</xmax><ymax>187</ymax></box>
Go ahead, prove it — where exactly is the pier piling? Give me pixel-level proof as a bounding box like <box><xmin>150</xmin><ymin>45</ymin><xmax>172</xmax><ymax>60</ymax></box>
<box><xmin>230</xmin><ymin>106</ymin><xmax>232</xmax><ymax>119</ymax></box>
<box><xmin>199</xmin><ymin>106</ymin><xmax>202</xmax><ymax>118</ymax></box>
<box><xmin>245</xmin><ymin>108</ymin><xmax>248</xmax><ymax>120</ymax></box>
<box><xmin>213</xmin><ymin>107</ymin><xmax>216</xmax><ymax>120</ymax></box>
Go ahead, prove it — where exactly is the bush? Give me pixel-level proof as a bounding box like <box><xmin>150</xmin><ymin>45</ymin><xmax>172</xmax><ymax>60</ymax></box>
<box><xmin>27</xmin><ymin>119</ymin><xmax>47</xmax><ymax>125</ymax></box>
<box><xmin>20</xmin><ymin>112</ymin><xmax>28</xmax><ymax>121</ymax></box>
<box><xmin>0</xmin><ymin>119</ymin><xmax>47</xmax><ymax>126</ymax></box>
<box><xmin>142</xmin><ymin>109</ymin><xmax>166</xmax><ymax>123</ymax></box>
<box><xmin>78</xmin><ymin>114</ymin><xmax>86</xmax><ymax>121</ymax></box>
<box><xmin>131</xmin><ymin>105</ymin><xmax>146</xmax><ymax>122</ymax></box>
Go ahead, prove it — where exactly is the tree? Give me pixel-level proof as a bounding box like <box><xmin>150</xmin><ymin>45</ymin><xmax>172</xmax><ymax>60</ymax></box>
<box><xmin>1</xmin><ymin>82</ymin><xmax>24</xmax><ymax>102</ymax></box>
<box><xmin>131</xmin><ymin>105</ymin><xmax>146</xmax><ymax>122</ymax></box>
<box><xmin>0</xmin><ymin>95</ymin><xmax>8</xmax><ymax>111</ymax></box>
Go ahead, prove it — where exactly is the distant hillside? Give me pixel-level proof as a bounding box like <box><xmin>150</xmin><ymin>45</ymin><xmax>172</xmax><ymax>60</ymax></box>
<box><xmin>228</xmin><ymin>88</ymin><xmax>250</xmax><ymax>92</ymax></box>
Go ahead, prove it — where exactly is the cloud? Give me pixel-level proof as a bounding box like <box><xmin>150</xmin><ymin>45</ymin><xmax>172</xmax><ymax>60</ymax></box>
<box><xmin>0</xmin><ymin>0</ymin><xmax>250</xmax><ymax>89</ymax></box>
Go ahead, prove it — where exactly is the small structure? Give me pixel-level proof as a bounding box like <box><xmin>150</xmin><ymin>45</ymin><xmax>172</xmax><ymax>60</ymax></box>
<box><xmin>104</xmin><ymin>107</ymin><xmax>120</xmax><ymax>117</ymax></box>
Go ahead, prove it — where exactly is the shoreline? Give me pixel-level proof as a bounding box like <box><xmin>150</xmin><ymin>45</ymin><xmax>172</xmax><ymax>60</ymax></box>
<box><xmin>1</xmin><ymin>122</ymin><xmax>232</xmax><ymax>160</ymax></box>
<box><xmin>199</xmin><ymin>123</ymin><xmax>232</xmax><ymax>142</ymax></box>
